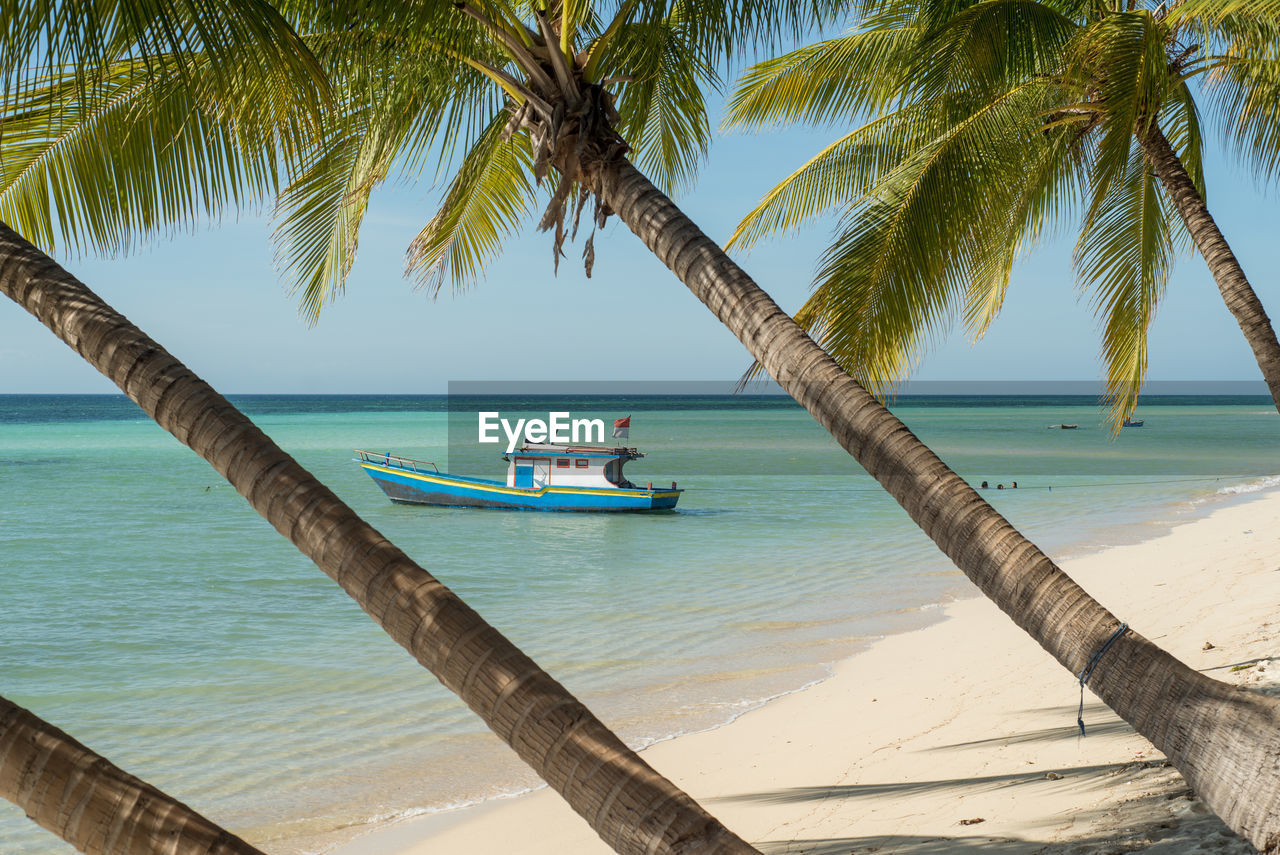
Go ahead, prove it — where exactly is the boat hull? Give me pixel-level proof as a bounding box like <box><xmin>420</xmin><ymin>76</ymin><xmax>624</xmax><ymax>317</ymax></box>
<box><xmin>359</xmin><ymin>461</ymin><xmax>681</xmax><ymax>512</ymax></box>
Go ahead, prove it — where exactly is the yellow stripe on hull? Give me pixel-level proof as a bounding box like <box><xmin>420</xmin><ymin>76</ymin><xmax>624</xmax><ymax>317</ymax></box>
<box><xmin>360</xmin><ymin>462</ymin><xmax>679</xmax><ymax>500</ymax></box>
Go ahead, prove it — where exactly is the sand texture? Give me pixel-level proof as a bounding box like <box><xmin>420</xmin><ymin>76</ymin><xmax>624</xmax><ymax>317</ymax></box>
<box><xmin>336</xmin><ymin>489</ymin><xmax>1280</xmax><ymax>855</ymax></box>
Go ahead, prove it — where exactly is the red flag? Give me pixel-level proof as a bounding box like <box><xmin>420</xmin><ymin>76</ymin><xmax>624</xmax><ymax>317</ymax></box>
<box><xmin>612</xmin><ymin>416</ymin><xmax>630</xmax><ymax>439</ymax></box>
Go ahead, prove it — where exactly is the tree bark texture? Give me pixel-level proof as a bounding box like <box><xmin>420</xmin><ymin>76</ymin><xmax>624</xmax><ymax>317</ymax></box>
<box><xmin>0</xmin><ymin>695</ymin><xmax>264</xmax><ymax>855</ymax></box>
<box><xmin>1139</xmin><ymin>123</ymin><xmax>1280</xmax><ymax>413</ymax></box>
<box><xmin>598</xmin><ymin>158</ymin><xmax>1280</xmax><ymax>854</ymax></box>
<box><xmin>0</xmin><ymin>221</ymin><xmax>755</xmax><ymax>855</ymax></box>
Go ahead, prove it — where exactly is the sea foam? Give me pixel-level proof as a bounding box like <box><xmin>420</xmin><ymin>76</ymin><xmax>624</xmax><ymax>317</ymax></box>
<box><xmin>1217</xmin><ymin>474</ymin><xmax>1280</xmax><ymax>495</ymax></box>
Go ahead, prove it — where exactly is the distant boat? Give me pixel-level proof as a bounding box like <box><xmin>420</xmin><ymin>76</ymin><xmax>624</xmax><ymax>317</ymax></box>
<box><xmin>1123</xmin><ymin>418</ymin><xmax>1145</xmax><ymax>427</ymax></box>
<box><xmin>355</xmin><ymin>444</ymin><xmax>682</xmax><ymax>512</ymax></box>
<box><xmin>1048</xmin><ymin>424</ymin><xmax>1079</xmax><ymax>430</ymax></box>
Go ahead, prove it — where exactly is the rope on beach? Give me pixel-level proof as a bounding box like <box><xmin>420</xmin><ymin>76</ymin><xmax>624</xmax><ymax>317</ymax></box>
<box><xmin>1078</xmin><ymin>622</ymin><xmax>1129</xmax><ymax>736</ymax></box>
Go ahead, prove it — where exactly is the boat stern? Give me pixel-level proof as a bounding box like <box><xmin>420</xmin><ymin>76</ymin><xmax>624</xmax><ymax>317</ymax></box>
<box><xmin>645</xmin><ymin>488</ymin><xmax>682</xmax><ymax>510</ymax></box>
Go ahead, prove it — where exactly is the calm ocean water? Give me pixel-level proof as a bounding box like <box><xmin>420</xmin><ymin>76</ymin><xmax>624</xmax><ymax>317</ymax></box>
<box><xmin>2</xmin><ymin>394</ymin><xmax>1279</xmax><ymax>853</ymax></box>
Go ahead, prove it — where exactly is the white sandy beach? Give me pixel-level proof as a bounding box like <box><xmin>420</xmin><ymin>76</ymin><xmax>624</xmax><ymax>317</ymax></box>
<box><xmin>335</xmin><ymin>487</ymin><xmax>1280</xmax><ymax>855</ymax></box>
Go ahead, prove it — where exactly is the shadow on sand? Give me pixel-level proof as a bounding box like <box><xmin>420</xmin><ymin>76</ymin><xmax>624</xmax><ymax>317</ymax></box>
<box><xmin>736</xmin><ymin>762</ymin><xmax>1255</xmax><ymax>854</ymax></box>
<box><xmin>753</xmin><ymin>807</ymin><xmax>1255</xmax><ymax>855</ymax></box>
<box><xmin>717</xmin><ymin>762</ymin><xmax>1125</xmax><ymax>806</ymax></box>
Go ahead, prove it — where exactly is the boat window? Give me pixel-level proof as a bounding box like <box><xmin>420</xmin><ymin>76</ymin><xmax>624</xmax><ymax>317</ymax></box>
<box><xmin>604</xmin><ymin>459</ymin><xmax>634</xmax><ymax>488</ymax></box>
<box><xmin>556</xmin><ymin>459</ymin><xmax>570</xmax><ymax>468</ymax></box>
<box><xmin>575</xmin><ymin>459</ymin><xmax>589</xmax><ymax>468</ymax></box>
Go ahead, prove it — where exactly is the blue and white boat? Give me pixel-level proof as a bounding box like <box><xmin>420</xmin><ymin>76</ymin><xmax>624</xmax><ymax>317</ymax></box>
<box><xmin>354</xmin><ymin>444</ymin><xmax>682</xmax><ymax>512</ymax></box>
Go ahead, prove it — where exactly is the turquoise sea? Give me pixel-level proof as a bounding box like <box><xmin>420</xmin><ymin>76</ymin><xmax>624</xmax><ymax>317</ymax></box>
<box><xmin>3</xmin><ymin>394</ymin><xmax>1279</xmax><ymax>854</ymax></box>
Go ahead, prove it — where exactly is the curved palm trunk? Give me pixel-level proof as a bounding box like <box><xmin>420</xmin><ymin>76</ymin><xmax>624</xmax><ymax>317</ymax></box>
<box><xmin>1138</xmin><ymin>123</ymin><xmax>1280</xmax><ymax>412</ymax></box>
<box><xmin>0</xmin><ymin>222</ymin><xmax>755</xmax><ymax>855</ymax></box>
<box><xmin>595</xmin><ymin>158</ymin><xmax>1280</xmax><ymax>853</ymax></box>
<box><xmin>0</xmin><ymin>694</ymin><xmax>265</xmax><ymax>855</ymax></box>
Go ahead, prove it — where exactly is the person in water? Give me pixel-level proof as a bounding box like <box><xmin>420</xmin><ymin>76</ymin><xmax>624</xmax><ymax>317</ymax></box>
<box><xmin>980</xmin><ymin>481</ymin><xmax>989</xmax><ymax>489</ymax></box>
<box><xmin>997</xmin><ymin>484</ymin><xmax>1005</xmax><ymax>490</ymax></box>
<box><xmin>1011</xmin><ymin>481</ymin><xmax>1018</xmax><ymax>489</ymax></box>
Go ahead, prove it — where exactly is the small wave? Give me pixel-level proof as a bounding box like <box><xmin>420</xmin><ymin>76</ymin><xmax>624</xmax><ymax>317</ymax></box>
<box><xmin>366</xmin><ymin>785</ymin><xmax>543</xmax><ymax>827</ymax></box>
<box><xmin>317</xmin><ymin>786</ymin><xmax>547</xmax><ymax>853</ymax></box>
<box><xmin>330</xmin><ymin>806</ymin><xmax>433</xmax><ymax>832</ymax></box>
<box><xmin>624</xmin><ymin>665</ymin><xmax>838</xmax><ymax>753</ymax></box>
<box><xmin>1216</xmin><ymin>475</ymin><xmax>1280</xmax><ymax>496</ymax></box>
<box><xmin>0</xmin><ymin>458</ymin><xmax>64</xmax><ymax>467</ymax></box>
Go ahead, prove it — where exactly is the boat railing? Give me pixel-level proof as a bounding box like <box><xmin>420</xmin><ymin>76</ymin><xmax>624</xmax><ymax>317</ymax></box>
<box><xmin>354</xmin><ymin>449</ymin><xmax>439</xmax><ymax>473</ymax></box>
<box><xmin>516</xmin><ymin>443</ymin><xmax>643</xmax><ymax>457</ymax></box>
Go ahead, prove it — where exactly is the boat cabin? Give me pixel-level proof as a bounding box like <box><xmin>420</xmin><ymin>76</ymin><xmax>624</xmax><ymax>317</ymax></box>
<box><xmin>506</xmin><ymin>443</ymin><xmax>643</xmax><ymax>490</ymax></box>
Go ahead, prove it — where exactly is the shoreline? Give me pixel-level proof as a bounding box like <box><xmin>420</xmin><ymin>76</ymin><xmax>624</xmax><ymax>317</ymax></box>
<box><xmin>333</xmin><ymin>483</ymin><xmax>1280</xmax><ymax>855</ymax></box>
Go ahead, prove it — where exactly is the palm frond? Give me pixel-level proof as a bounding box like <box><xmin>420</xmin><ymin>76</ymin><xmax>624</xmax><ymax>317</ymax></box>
<box><xmin>724</xmin><ymin>25</ymin><xmax>924</xmax><ymax>131</ymax></box>
<box><xmin>1075</xmin><ymin>138</ymin><xmax>1183</xmax><ymax>427</ymax></box>
<box><xmin>671</xmin><ymin>0</ymin><xmax>846</xmax><ymax>60</ymax></box>
<box><xmin>2</xmin><ymin>0</ymin><xmax>326</xmax><ymax>125</ymax></box>
<box><xmin>272</xmin><ymin>101</ymin><xmax>400</xmax><ymax>324</ymax></box>
<box><xmin>1159</xmin><ymin>75</ymin><xmax>1206</xmax><ymax>197</ymax></box>
<box><xmin>1065</xmin><ymin>11</ymin><xmax>1176</xmax><ymax>217</ymax></box>
<box><xmin>1170</xmin><ymin>0</ymin><xmax>1280</xmax><ymax>26</ymax></box>
<box><xmin>582</xmin><ymin>0</ymin><xmax>642</xmax><ymax>82</ymax></box>
<box><xmin>787</xmin><ymin>80</ymin><xmax>1065</xmax><ymax>395</ymax></box>
<box><xmin>404</xmin><ymin>115</ymin><xmax>538</xmax><ymax>296</ymax></box>
<box><xmin>1199</xmin><ymin>18</ymin><xmax>1280</xmax><ymax>184</ymax></box>
<box><xmin>729</xmin><ymin>0</ymin><xmax>1274</xmax><ymax>420</ymax></box>
<box><xmin>727</xmin><ymin>100</ymin><xmax>946</xmax><ymax>251</ymax></box>
<box><xmin>909</xmin><ymin>0</ymin><xmax>1078</xmax><ymax>102</ymax></box>
<box><xmin>303</xmin><ymin>22</ymin><xmax>504</xmax><ymax>187</ymax></box>
<box><xmin>0</xmin><ymin>57</ymin><xmax>283</xmax><ymax>256</ymax></box>
<box><xmin>607</xmin><ymin>17</ymin><xmax>718</xmax><ymax>195</ymax></box>
<box><xmin>964</xmin><ymin>122</ymin><xmax>1089</xmax><ymax>339</ymax></box>
<box><xmin>267</xmin><ymin>10</ymin><xmax>515</xmax><ymax>319</ymax></box>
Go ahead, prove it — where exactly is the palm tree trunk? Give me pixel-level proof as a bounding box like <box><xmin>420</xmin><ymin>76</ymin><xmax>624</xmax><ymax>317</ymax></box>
<box><xmin>0</xmin><ymin>694</ymin><xmax>265</xmax><ymax>855</ymax></box>
<box><xmin>1138</xmin><ymin>123</ymin><xmax>1280</xmax><ymax>412</ymax></box>
<box><xmin>0</xmin><ymin>221</ymin><xmax>755</xmax><ymax>855</ymax></box>
<box><xmin>596</xmin><ymin>157</ymin><xmax>1280</xmax><ymax>854</ymax></box>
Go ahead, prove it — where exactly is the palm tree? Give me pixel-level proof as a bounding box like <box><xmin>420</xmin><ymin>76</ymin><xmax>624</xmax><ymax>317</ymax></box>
<box><xmin>1</xmin><ymin>5</ymin><xmax>759</xmax><ymax>853</ymax></box>
<box><xmin>724</xmin><ymin>0</ymin><xmax>1280</xmax><ymax>423</ymax></box>
<box><xmin>6</xmin><ymin>1</ymin><xmax>1280</xmax><ymax>851</ymax></box>
<box><xmin>0</xmin><ymin>221</ymin><xmax>755</xmax><ymax>855</ymax></box>
<box><xmin>0</xmin><ymin>693</ymin><xmax>265</xmax><ymax>855</ymax></box>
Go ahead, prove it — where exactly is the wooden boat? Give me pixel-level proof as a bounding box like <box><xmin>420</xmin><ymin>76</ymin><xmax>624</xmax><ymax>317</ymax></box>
<box><xmin>1048</xmin><ymin>424</ymin><xmax>1079</xmax><ymax>430</ymax></box>
<box><xmin>355</xmin><ymin>444</ymin><xmax>682</xmax><ymax>512</ymax></box>
<box><xmin>1123</xmin><ymin>418</ymin><xmax>1144</xmax><ymax>427</ymax></box>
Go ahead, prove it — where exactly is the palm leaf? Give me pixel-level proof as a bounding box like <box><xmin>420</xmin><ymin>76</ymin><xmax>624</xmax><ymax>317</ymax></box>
<box><xmin>605</xmin><ymin>17</ymin><xmax>717</xmax><ymax>195</ymax></box>
<box><xmin>964</xmin><ymin>121</ymin><xmax>1089</xmax><ymax>339</ymax></box>
<box><xmin>0</xmin><ymin>57</ymin><xmax>283</xmax><ymax>256</ymax></box>
<box><xmin>1064</xmin><ymin>12</ymin><xmax>1173</xmax><ymax>211</ymax></box>
<box><xmin>908</xmin><ymin>0</ymin><xmax>1078</xmax><ymax>102</ymax></box>
<box><xmin>1158</xmin><ymin>75</ymin><xmax>1206</xmax><ymax>197</ymax></box>
<box><xmin>1075</xmin><ymin>138</ymin><xmax>1183</xmax><ymax>427</ymax></box>
<box><xmin>727</xmin><ymin>100</ymin><xmax>949</xmax><ymax>251</ymax></box>
<box><xmin>1</xmin><ymin>0</ymin><xmax>326</xmax><ymax>126</ymax></box>
<box><xmin>670</xmin><ymin>0</ymin><xmax>846</xmax><ymax>61</ymax></box>
<box><xmin>785</xmin><ymin>80</ymin><xmax>1065</xmax><ymax>395</ymax></box>
<box><xmin>405</xmin><ymin>114</ymin><xmax>538</xmax><ymax>295</ymax></box>
<box><xmin>1199</xmin><ymin>17</ymin><xmax>1280</xmax><ymax>184</ymax></box>
<box><xmin>269</xmin><ymin>15</ymin><xmax>509</xmax><ymax>319</ymax></box>
<box><xmin>272</xmin><ymin>100</ymin><xmax>396</xmax><ymax>323</ymax></box>
<box><xmin>723</xmin><ymin>25</ymin><xmax>925</xmax><ymax>130</ymax></box>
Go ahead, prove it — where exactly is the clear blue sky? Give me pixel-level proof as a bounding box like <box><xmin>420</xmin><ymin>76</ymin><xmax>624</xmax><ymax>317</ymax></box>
<box><xmin>1</xmin><ymin>117</ymin><xmax>1274</xmax><ymax>394</ymax></box>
